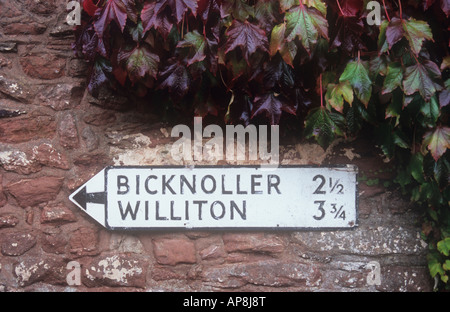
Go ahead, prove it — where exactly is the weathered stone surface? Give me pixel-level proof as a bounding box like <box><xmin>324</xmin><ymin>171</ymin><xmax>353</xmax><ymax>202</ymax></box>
<box><xmin>20</xmin><ymin>54</ymin><xmax>65</xmax><ymax>80</ymax></box>
<box><xmin>1</xmin><ymin>231</ymin><xmax>36</xmax><ymax>256</ymax></box>
<box><xmin>86</xmin><ymin>89</ymin><xmax>130</xmax><ymax>111</ymax></box>
<box><xmin>153</xmin><ymin>236</ymin><xmax>197</xmax><ymax>266</ymax></box>
<box><xmin>84</xmin><ymin>254</ymin><xmax>147</xmax><ymax>288</ymax></box>
<box><xmin>291</xmin><ymin>220</ymin><xmax>427</xmax><ymax>256</ymax></box>
<box><xmin>222</xmin><ymin>233</ymin><xmax>285</xmax><ymax>255</ymax></box>
<box><xmin>0</xmin><ymin>112</ymin><xmax>56</xmax><ymax>143</ymax></box>
<box><xmin>0</xmin><ymin>42</ymin><xmax>18</xmax><ymax>53</ymax></box>
<box><xmin>40</xmin><ymin>203</ymin><xmax>77</xmax><ymax>225</ymax></box>
<box><xmin>14</xmin><ymin>257</ymin><xmax>66</xmax><ymax>287</ymax></box>
<box><xmin>199</xmin><ymin>242</ymin><xmax>227</xmax><ymax>261</ymax></box>
<box><xmin>38</xmin><ymin>83</ymin><xmax>83</xmax><ymax>111</ymax></box>
<box><xmin>83</xmin><ymin>110</ymin><xmax>116</xmax><ymax>126</ymax></box>
<box><xmin>151</xmin><ymin>266</ymin><xmax>187</xmax><ymax>281</ymax></box>
<box><xmin>23</xmin><ymin>0</ymin><xmax>57</xmax><ymax>15</ymax></box>
<box><xmin>68</xmin><ymin>58</ymin><xmax>89</xmax><ymax>77</ymax></box>
<box><xmin>2</xmin><ymin>20</ymin><xmax>47</xmax><ymax>35</ymax></box>
<box><xmin>58</xmin><ymin>113</ymin><xmax>79</xmax><ymax>148</ymax></box>
<box><xmin>0</xmin><ymin>175</ymin><xmax>7</xmax><ymax>207</ymax></box>
<box><xmin>0</xmin><ymin>75</ymin><xmax>33</xmax><ymax>103</ymax></box>
<box><xmin>0</xmin><ymin>215</ymin><xmax>19</xmax><ymax>228</ymax></box>
<box><xmin>0</xmin><ymin>1</ymin><xmax>23</xmax><ymax>18</ymax></box>
<box><xmin>41</xmin><ymin>227</ymin><xmax>67</xmax><ymax>255</ymax></box>
<box><xmin>81</xmin><ymin>126</ymin><xmax>99</xmax><ymax>151</ymax></box>
<box><xmin>0</xmin><ymin>55</ymin><xmax>12</xmax><ymax>68</ymax></box>
<box><xmin>110</xmin><ymin>234</ymin><xmax>144</xmax><ymax>254</ymax></box>
<box><xmin>202</xmin><ymin>260</ymin><xmax>322</xmax><ymax>289</ymax></box>
<box><xmin>376</xmin><ymin>266</ymin><xmax>432</xmax><ymax>292</ymax></box>
<box><xmin>6</xmin><ymin>176</ymin><xmax>64</xmax><ymax>207</ymax></box>
<box><xmin>32</xmin><ymin>143</ymin><xmax>69</xmax><ymax>170</ymax></box>
<box><xmin>0</xmin><ymin>150</ymin><xmax>41</xmax><ymax>175</ymax></box>
<box><xmin>69</xmin><ymin>227</ymin><xmax>99</xmax><ymax>257</ymax></box>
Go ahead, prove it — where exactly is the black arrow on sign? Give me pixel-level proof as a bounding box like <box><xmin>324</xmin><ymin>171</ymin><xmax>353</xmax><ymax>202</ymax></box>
<box><xmin>71</xmin><ymin>186</ymin><xmax>106</xmax><ymax>210</ymax></box>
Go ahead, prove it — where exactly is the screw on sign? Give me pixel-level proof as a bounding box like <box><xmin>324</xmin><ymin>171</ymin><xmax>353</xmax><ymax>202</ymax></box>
<box><xmin>69</xmin><ymin>165</ymin><xmax>358</xmax><ymax>231</ymax></box>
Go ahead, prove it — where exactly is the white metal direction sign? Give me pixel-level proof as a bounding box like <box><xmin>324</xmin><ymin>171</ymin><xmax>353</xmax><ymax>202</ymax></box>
<box><xmin>69</xmin><ymin>165</ymin><xmax>358</xmax><ymax>230</ymax></box>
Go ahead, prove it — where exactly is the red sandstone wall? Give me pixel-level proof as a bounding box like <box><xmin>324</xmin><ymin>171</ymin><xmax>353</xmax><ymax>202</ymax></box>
<box><xmin>0</xmin><ymin>0</ymin><xmax>433</xmax><ymax>292</ymax></box>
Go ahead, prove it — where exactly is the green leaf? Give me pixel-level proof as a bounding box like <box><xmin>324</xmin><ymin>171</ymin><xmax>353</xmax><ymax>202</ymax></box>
<box><xmin>303</xmin><ymin>0</ymin><xmax>327</xmax><ymax>15</ymax></box>
<box><xmin>385</xmin><ymin>89</ymin><xmax>403</xmax><ymax>126</ymax></box>
<box><xmin>284</xmin><ymin>4</ymin><xmax>328</xmax><ymax>54</ymax></box>
<box><xmin>385</xmin><ymin>17</ymin><xmax>433</xmax><ymax>56</ymax></box>
<box><xmin>304</xmin><ymin>106</ymin><xmax>345</xmax><ymax>149</ymax></box>
<box><xmin>128</xmin><ymin>20</ymin><xmax>144</xmax><ymax>42</ymax></box>
<box><xmin>403</xmin><ymin>60</ymin><xmax>443</xmax><ymax>101</ymax></box>
<box><xmin>420</xmin><ymin>95</ymin><xmax>440</xmax><ymax>127</ymax></box>
<box><xmin>280</xmin><ymin>0</ymin><xmax>299</xmax><ymax>12</ymax></box>
<box><xmin>177</xmin><ymin>30</ymin><xmax>207</xmax><ymax>66</ymax></box>
<box><xmin>423</xmin><ymin>127</ymin><xmax>450</xmax><ymax>161</ymax></box>
<box><xmin>378</xmin><ymin>19</ymin><xmax>389</xmax><ymax>54</ymax></box>
<box><xmin>325</xmin><ymin>81</ymin><xmax>354</xmax><ymax>113</ymax></box>
<box><xmin>393</xmin><ymin>129</ymin><xmax>409</xmax><ymax>149</ymax></box>
<box><xmin>443</xmin><ymin>260</ymin><xmax>450</xmax><ymax>271</ymax></box>
<box><xmin>409</xmin><ymin>153</ymin><xmax>425</xmax><ymax>183</ymax></box>
<box><xmin>125</xmin><ymin>44</ymin><xmax>160</xmax><ymax>83</ymax></box>
<box><xmin>402</xmin><ymin>18</ymin><xmax>433</xmax><ymax>56</ymax></box>
<box><xmin>339</xmin><ymin>59</ymin><xmax>372</xmax><ymax>106</ymax></box>
<box><xmin>437</xmin><ymin>238</ymin><xmax>450</xmax><ymax>256</ymax></box>
<box><xmin>382</xmin><ymin>62</ymin><xmax>403</xmax><ymax>94</ymax></box>
<box><xmin>270</xmin><ymin>23</ymin><xmax>298</xmax><ymax>66</ymax></box>
<box><xmin>428</xmin><ymin>254</ymin><xmax>445</xmax><ymax>278</ymax></box>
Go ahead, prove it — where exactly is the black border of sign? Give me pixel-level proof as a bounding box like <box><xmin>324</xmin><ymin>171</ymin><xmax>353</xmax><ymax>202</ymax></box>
<box><xmin>103</xmin><ymin>164</ymin><xmax>359</xmax><ymax>232</ymax></box>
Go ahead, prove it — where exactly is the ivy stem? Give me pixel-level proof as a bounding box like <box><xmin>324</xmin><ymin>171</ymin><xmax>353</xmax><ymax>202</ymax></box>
<box><xmin>399</xmin><ymin>0</ymin><xmax>403</xmax><ymax>19</ymax></box>
<box><xmin>319</xmin><ymin>73</ymin><xmax>324</xmax><ymax>108</ymax></box>
<box><xmin>382</xmin><ymin>0</ymin><xmax>391</xmax><ymax>22</ymax></box>
<box><xmin>411</xmin><ymin>51</ymin><xmax>420</xmax><ymax>64</ymax></box>
<box><xmin>335</xmin><ymin>0</ymin><xmax>344</xmax><ymax>16</ymax></box>
<box><xmin>181</xmin><ymin>14</ymin><xmax>185</xmax><ymax>39</ymax></box>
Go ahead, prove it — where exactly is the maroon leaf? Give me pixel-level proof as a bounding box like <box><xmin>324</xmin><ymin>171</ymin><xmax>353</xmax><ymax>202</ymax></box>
<box><xmin>442</xmin><ymin>0</ymin><xmax>450</xmax><ymax>16</ymax></box>
<box><xmin>141</xmin><ymin>1</ymin><xmax>174</xmax><ymax>38</ymax></box>
<box><xmin>158</xmin><ymin>59</ymin><xmax>191</xmax><ymax>98</ymax></box>
<box><xmin>125</xmin><ymin>44</ymin><xmax>160</xmax><ymax>83</ymax></box>
<box><xmin>385</xmin><ymin>17</ymin><xmax>404</xmax><ymax>50</ymax></box>
<box><xmin>224</xmin><ymin>20</ymin><xmax>268</xmax><ymax>64</ymax></box>
<box><xmin>75</xmin><ymin>23</ymin><xmax>108</xmax><ymax>61</ymax></box>
<box><xmin>220</xmin><ymin>0</ymin><xmax>254</xmax><ymax>21</ymax></box>
<box><xmin>168</xmin><ymin>0</ymin><xmax>198</xmax><ymax>23</ymax></box>
<box><xmin>335</xmin><ymin>0</ymin><xmax>363</xmax><ymax>17</ymax></box>
<box><xmin>251</xmin><ymin>93</ymin><xmax>296</xmax><ymax>125</ymax></box>
<box><xmin>330</xmin><ymin>16</ymin><xmax>366</xmax><ymax>54</ymax></box>
<box><xmin>423</xmin><ymin>0</ymin><xmax>436</xmax><ymax>10</ymax></box>
<box><xmin>198</xmin><ymin>0</ymin><xmax>221</xmax><ymax>25</ymax></box>
<box><xmin>94</xmin><ymin>0</ymin><xmax>135</xmax><ymax>38</ymax></box>
<box><xmin>88</xmin><ymin>57</ymin><xmax>113</xmax><ymax>97</ymax></box>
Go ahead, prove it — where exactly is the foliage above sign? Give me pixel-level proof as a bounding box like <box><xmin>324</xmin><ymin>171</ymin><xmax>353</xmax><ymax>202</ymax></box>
<box><xmin>73</xmin><ymin>0</ymin><xmax>449</xmax><ymax>290</ymax></box>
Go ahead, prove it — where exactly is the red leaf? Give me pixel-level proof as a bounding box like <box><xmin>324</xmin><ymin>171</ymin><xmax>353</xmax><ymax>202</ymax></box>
<box><xmin>94</xmin><ymin>0</ymin><xmax>135</xmax><ymax>38</ymax></box>
<box><xmin>423</xmin><ymin>0</ymin><xmax>436</xmax><ymax>10</ymax></box>
<box><xmin>330</xmin><ymin>16</ymin><xmax>366</xmax><ymax>54</ymax></box>
<box><xmin>442</xmin><ymin>0</ymin><xmax>450</xmax><ymax>16</ymax></box>
<box><xmin>83</xmin><ymin>0</ymin><xmax>101</xmax><ymax>16</ymax></box>
<box><xmin>158</xmin><ymin>59</ymin><xmax>191</xmax><ymax>98</ymax></box>
<box><xmin>251</xmin><ymin>93</ymin><xmax>296</xmax><ymax>125</ymax></box>
<box><xmin>169</xmin><ymin>0</ymin><xmax>198</xmax><ymax>23</ymax></box>
<box><xmin>385</xmin><ymin>17</ymin><xmax>404</xmax><ymax>50</ymax></box>
<box><xmin>198</xmin><ymin>0</ymin><xmax>221</xmax><ymax>23</ymax></box>
<box><xmin>141</xmin><ymin>1</ymin><xmax>173</xmax><ymax>38</ymax></box>
<box><xmin>335</xmin><ymin>0</ymin><xmax>363</xmax><ymax>17</ymax></box>
<box><xmin>224</xmin><ymin>20</ymin><xmax>268</xmax><ymax>64</ymax></box>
